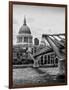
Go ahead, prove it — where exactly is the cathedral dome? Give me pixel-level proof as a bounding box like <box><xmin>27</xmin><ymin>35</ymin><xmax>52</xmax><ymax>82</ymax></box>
<box><xmin>19</xmin><ymin>25</ymin><xmax>31</xmax><ymax>34</ymax></box>
<box><xmin>19</xmin><ymin>17</ymin><xmax>31</xmax><ymax>34</ymax></box>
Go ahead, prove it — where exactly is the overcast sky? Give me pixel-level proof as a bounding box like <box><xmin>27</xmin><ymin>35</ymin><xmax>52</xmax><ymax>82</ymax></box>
<box><xmin>13</xmin><ymin>4</ymin><xmax>65</xmax><ymax>45</ymax></box>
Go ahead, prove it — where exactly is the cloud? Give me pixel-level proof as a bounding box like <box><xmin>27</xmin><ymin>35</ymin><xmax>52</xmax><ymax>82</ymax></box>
<box><xmin>13</xmin><ymin>4</ymin><xmax>65</xmax><ymax>45</ymax></box>
<box><xmin>13</xmin><ymin>18</ymin><xmax>18</xmax><ymax>25</ymax></box>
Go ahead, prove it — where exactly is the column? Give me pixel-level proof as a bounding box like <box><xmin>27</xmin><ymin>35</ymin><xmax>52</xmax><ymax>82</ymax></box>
<box><xmin>33</xmin><ymin>60</ymin><xmax>39</xmax><ymax>67</ymax></box>
<box><xmin>51</xmin><ymin>54</ymin><xmax>55</xmax><ymax>65</ymax></box>
<box><xmin>49</xmin><ymin>54</ymin><xmax>51</xmax><ymax>65</ymax></box>
<box><xmin>52</xmin><ymin>55</ymin><xmax>54</xmax><ymax>65</ymax></box>
<box><xmin>58</xmin><ymin>59</ymin><xmax>64</xmax><ymax>74</ymax></box>
<box><xmin>50</xmin><ymin>54</ymin><xmax>53</xmax><ymax>65</ymax></box>
<box><xmin>43</xmin><ymin>55</ymin><xmax>45</xmax><ymax>65</ymax></box>
<box><xmin>41</xmin><ymin>56</ymin><xmax>43</xmax><ymax>65</ymax></box>
<box><xmin>27</xmin><ymin>37</ymin><xmax>29</xmax><ymax>44</ymax></box>
<box><xmin>44</xmin><ymin>55</ymin><xmax>46</xmax><ymax>64</ymax></box>
<box><xmin>46</xmin><ymin>55</ymin><xmax>48</xmax><ymax>65</ymax></box>
<box><xmin>53</xmin><ymin>54</ymin><xmax>55</xmax><ymax>65</ymax></box>
<box><xmin>22</xmin><ymin>36</ymin><xmax>24</xmax><ymax>42</ymax></box>
<box><xmin>33</xmin><ymin>57</ymin><xmax>39</xmax><ymax>67</ymax></box>
<box><xmin>48</xmin><ymin>55</ymin><xmax>50</xmax><ymax>64</ymax></box>
<box><xmin>39</xmin><ymin>56</ymin><xmax>41</xmax><ymax>65</ymax></box>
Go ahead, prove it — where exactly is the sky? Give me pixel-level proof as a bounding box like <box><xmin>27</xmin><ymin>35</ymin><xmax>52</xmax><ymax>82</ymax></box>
<box><xmin>13</xmin><ymin>4</ymin><xmax>65</xmax><ymax>45</ymax></box>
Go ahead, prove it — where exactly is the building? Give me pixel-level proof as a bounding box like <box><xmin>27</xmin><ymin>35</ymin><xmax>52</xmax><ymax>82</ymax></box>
<box><xmin>13</xmin><ymin>17</ymin><xmax>64</xmax><ymax>71</ymax></box>
<box><xmin>13</xmin><ymin>19</ymin><xmax>59</xmax><ymax>66</ymax></box>
<box><xmin>34</xmin><ymin>38</ymin><xmax>39</xmax><ymax>46</ymax></box>
<box><xmin>31</xmin><ymin>38</ymin><xmax>39</xmax><ymax>54</ymax></box>
<box><xmin>13</xmin><ymin>17</ymin><xmax>33</xmax><ymax>64</ymax></box>
<box><xmin>33</xmin><ymin>45</ymin><xmax>58</xmax><ymax>67</ymax></box>
<box><xmin>17</xmin><ymin>16</ymin><xmax>33</xmax><ymax>47</ymax></box>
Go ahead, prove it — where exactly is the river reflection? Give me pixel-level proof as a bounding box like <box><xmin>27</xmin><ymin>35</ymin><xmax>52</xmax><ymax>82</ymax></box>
<box><xmin>13</xmin><ymin>67</ymin><xmax>65</xmax><ymax>85</ymax></box>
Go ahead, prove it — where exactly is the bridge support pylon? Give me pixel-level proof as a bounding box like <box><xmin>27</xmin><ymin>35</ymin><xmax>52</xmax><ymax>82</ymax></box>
<box><xmin>33</xmin><ymin>60</ymin><xmax>39</xmax><ymax>67</ymax></box>
<box><xmin>58</xmin><ymin>59</ymin><xmax>65</xmax><ymax>75</ymax></box>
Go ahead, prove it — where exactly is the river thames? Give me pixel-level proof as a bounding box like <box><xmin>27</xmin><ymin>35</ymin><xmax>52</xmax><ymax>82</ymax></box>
<box><xmin>13</xmin><ymin>67</ymin><xmax>65</xmax><ymax>86</ymax></box>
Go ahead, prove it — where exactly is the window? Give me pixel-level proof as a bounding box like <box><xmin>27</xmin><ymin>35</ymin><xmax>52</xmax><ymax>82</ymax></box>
<box><xmin>51</xmin><ymin>54</ymin><xmax>55</xmax><ymax>64</ymax></box>
<box><xmin>48</xmin><ymin>55</ymin><xmax>50</xmax><ymax>64</ymax></box>
<box><xmin>18</xmin><ymin>37</ymin><xmax>22</xmax><ymax>42</ymax></box>
<box><xmin>55</xmin><ymin>57</ymin><xmax>58</xmax><ymax>64</ymax></box>
<box><xmin>44</xmin><ymin>55</ymin><xmax>47</xmax><ymax>64</ymax></box>
<box><xmin>41</xmin><ymin>56</ymin><xmax>43</xmax><ymax>65</ymax></box>
<box><xmin>29</xmin><ymin>37</ymin><xmax>32</xmax><ymax>43</ymax></box>
<box><xmin>24</xmin><ymin>37</ymin><xmax>28</xmax><ymax>42</ymax></box>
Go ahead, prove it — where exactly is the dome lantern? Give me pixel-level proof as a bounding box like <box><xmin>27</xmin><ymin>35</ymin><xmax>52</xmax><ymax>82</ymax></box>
<box><xmin>23</xmin><ymin>16</ymin><xmax>26</xmax><ymax>25</ymax></box>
